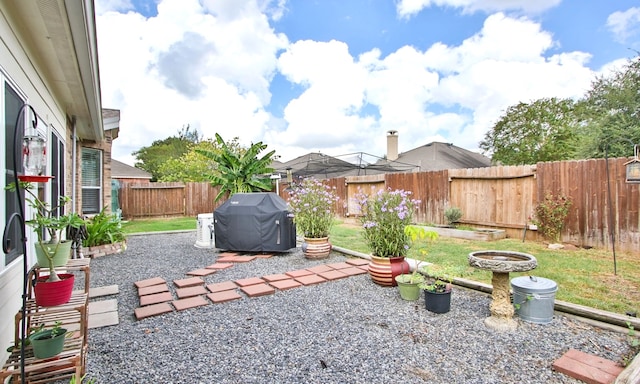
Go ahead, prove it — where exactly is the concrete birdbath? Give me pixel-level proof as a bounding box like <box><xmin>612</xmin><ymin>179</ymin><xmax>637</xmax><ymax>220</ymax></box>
<box><xmin>468</xmin><ymin>250</ymin><xmax>537</xmax><ymax>332</ymax></box>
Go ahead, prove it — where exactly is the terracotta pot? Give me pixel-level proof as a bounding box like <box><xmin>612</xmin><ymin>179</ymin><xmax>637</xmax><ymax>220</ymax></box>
<box><xmin>302</xmin><ymin>237</ymin><xmax>332</xmax><ymax>259</ymax></box>
<box><xmin>368</xmin><ymin>255</ymin><xmax>409</xmax><ymax>286</ymax></box>
<box><xmin>33</xmin><ymin>273</ymin><xmax>75</xmax><ymax>307</ymax></box>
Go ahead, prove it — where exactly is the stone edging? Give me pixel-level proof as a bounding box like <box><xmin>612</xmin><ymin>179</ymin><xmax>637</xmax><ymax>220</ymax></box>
<box><xmin>82</xmin><ymin>241</ymin><xmax>127</xmax><ymax>258</ymax></box>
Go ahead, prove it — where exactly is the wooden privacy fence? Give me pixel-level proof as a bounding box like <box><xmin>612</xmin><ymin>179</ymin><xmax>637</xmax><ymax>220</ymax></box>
<box><xmin>117</xmin><ymin>157</ymin><xmax>639</xmax><ymax>252</ymax></box>
<box><xmin>119</xmin><ymin>182</ymin><xmax>223</xmax><ymax>218</ymax></box>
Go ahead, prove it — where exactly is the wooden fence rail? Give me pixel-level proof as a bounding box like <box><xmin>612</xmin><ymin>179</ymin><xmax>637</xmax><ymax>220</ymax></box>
<box><xmin>117</xmin><ymin>157</ymin><xmax>639</xmax><ymax>252</ymax></box>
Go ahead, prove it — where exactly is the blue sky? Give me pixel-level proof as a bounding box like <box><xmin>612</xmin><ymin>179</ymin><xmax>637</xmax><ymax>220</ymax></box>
<box><xmin>95</xmin><ymin>0</ymin><xmax>640</xmax><ymax>165</ymax></box>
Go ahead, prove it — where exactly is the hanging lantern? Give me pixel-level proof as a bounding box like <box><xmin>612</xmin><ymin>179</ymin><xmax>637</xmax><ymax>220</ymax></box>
<box><xmin>625</xmin><ymin>145</ymin><xmax>640</xmax><ymax>184</ymax></box>
<box><xmin>22</xmin><ymin>133</ymin><xmax>46</xmax><ymax>176</ymax></box>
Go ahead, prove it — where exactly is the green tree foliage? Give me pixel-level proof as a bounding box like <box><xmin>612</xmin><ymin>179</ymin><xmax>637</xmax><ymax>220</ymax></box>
<box><xmin>196</xmin><ymin>133</ymin><xmax>275</xmax><ymax>201</ymax></box>
<box><xmin>577</xmin><ymin>56</ymin><xmax>640</xmax><ymax>158</ymax></box>
<box><xmin>157</xmin><ymin>137</ymin><xmax>245</xmax><ymax>182</ymax></box>
<box><xmin>480</xmin><ymin>98</ymin><xmax>579</xmax><ymax>165</ymax></box>
<box><xmin>132</xmin><ymin>125</ymin><xmax>200</xmax><ymax>180</ymax></box>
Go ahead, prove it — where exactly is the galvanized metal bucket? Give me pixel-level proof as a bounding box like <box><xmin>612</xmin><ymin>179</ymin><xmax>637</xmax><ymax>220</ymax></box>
<box><xmin>511</xmin><ymin>276</ymin><xmax>558</xmax><ymax>324</ymax></box>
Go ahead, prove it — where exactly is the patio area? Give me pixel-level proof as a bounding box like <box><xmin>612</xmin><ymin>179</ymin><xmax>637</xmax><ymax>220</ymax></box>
<box><xmin>81</xmin><ymin>231</ymin><xmax>632</xmax><ymax>383</ymax></box>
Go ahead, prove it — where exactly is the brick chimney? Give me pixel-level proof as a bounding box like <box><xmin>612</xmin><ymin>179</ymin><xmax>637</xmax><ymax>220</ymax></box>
<box><xmin>386</xmin><ymin>130</ymin><xmax>398</xmax><ymax>161</ymax></box>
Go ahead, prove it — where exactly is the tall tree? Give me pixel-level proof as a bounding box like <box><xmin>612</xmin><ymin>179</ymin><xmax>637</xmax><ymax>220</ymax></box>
<box><xmin>132</xmin><ymin>125</ymin><xmax>200</xmax><ymax>180</ymax></box>
<box><xmin>157</xmin><ymin>137</ymin><xmax>244</xmax><ymax>182</ymax></box>
<box><xmin>196</xmin><ymin>133</ymin><xmax>275</xmax><ymax>201</ymax></box>
<box><xmin>576</xmin><ymin>55</ymin><xmax>640</xmax><ymax>158</ymax></box>
<box><xmin>480</xmin><ymin>98</ymin><xmax>580</xmax><ymax>165</ymax></box>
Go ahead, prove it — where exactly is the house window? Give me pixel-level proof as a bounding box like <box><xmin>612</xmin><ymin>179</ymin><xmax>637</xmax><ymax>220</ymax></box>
<box><xmin>82</xmin><ymin>148</ymin><xmax>102</xmax><ymax>214</ymax></box>
<box><xmin>4</xmin><ymin>81</ymin><xmax>25</xmax><ymax>267</ymax></box>
<box><xmin>50</xmin><ymin>132</ymin><xmax>65</xmax><ymax>217</ymax></box>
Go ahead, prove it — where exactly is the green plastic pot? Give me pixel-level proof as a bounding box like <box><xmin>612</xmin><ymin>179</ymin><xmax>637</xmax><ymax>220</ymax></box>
<box><xmin>395</xmin><ymin>274</ymin><xmax>425</xmax><ymax>301</ymax></box>
<box><xmin>29</xmin><ymin>328</ymin><xmax>67</xmax><ymax>359</ymax></box>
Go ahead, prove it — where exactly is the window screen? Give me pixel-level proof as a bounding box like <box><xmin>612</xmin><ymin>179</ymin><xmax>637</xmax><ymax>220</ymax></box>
<box><xmin>81</xmin><ymin>148</ymin><xmax>102</xmax><ymax>214</ymax></box>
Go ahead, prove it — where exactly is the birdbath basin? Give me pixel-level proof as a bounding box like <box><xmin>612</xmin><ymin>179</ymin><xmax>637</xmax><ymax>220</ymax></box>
<box><xmin>468</xmin><ymin>250</ymin><xmax>537</xmax><ymax>331</ymax></box>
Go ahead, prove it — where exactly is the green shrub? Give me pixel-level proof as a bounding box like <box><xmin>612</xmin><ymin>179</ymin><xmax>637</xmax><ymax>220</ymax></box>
<box><xmin>83</xmin><ymin>207</ymin><xmax>126</xmax><ymax>247</ymax></box>
<box><xmin>532</xmin><ymin>192</ymin><xmax>572</xmax><ymax>242</ymax></box>
<box><xmin>444</xmin><ymin>207</ymin><xmax>463</xmax><ymax>226</ymax></box>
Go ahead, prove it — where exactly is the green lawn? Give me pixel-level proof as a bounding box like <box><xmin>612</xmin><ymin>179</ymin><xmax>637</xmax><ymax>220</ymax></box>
<box><xmin>121</xmin><ymin>216</ymin><xmax>640</xmax><ymax>315</ymax></box>
<box><xmin>121</xmin><ymin>216</ymin><xmax>196</xmax><ymax>234</ymax></box>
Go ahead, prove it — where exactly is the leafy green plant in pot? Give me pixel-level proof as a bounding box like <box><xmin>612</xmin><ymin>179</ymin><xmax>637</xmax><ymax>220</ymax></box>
<box><xmin>287</xmin><ymin>178</ymin><xmax>339</xmax><ymax>259</ymax></box>
<box><xmin>28</xmin><ymin>321</ymin><xmax>68</xmax><ymax>359</ymax></box>
<box><xmin>394</xmin><ymin>226</ymin><xmax>438</xmax><ymax>300</ymax></box>
<box><xmin>355</xmin><ymin>188</ymin><xmax>421</xmax><ymax>286</ymax></box>
<box><xmin>7</xmin><ymin>181</ymin><xmax>85</xmax><ymax>305</ymax></box>
<box><xmin>82</xmin><ymin>206</ymin><xmax>127</xmax><ymax>248</ymax></box>
<box><xmin>419</xmin><ymin>263</ymin><xmax>464</xmax><ymax>313</ymax></box>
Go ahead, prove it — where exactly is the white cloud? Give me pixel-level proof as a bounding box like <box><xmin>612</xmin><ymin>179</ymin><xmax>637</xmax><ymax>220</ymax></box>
<box><xmin>607</xmin><ymin>7</ymin><xmax>640</xmax><ymax>44</ymax></box>
<box><xmin>274</xmin><ymin>12</ymin><xmax>595</xmax><ymax>159</ymax></box>
<box><xmin>396</xmin><ymin>0</ymin><xmax>561</xmax><ymax>18</ymax></box>
<box><xmin>97</xmin><ymin>0</ymin><xmax>287</xmax><ymax>164</ymax></box>
<box><xmin>97</xmin><ymin>0</ymin><xmax>610</xmax><ymax>165</ymax></box>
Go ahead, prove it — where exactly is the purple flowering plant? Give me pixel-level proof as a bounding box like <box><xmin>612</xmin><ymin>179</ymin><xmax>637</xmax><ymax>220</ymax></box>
<box><xmin>287</xmin><ymin>178</ymin><xmax>339</xmax><ymax>238</ymax></box>
<box><xmin>355</xmin><ymin>188</ymin><xmax>420</xmax><ymax>258</ymax></box>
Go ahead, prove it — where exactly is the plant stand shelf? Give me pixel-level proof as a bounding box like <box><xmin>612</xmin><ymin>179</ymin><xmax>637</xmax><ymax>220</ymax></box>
<box><xmin>1</xmin><ymin>261</ymin><xmax>90</xmax><ymax>383</ymax></box>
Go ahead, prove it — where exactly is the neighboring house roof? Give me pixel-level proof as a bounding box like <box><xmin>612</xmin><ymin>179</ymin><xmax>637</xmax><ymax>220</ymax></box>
<box><xmin>111</xmin><ymin>159</ymin><xmax>152</xmax><ymax>180</ymax></box>
<box><xmin>102</xmin><ymin>109</ymin><xmax>120</xmax><ymax>140</ymax></box>
<box><xmin>274</xmin><ymin>152</ymin><xmax>417</xmax><ymax>180</ymax></box>
<box><xmin>377</xmin><ymin>142</ymin><xmax>492</xmax><ymax>172</ymax></box>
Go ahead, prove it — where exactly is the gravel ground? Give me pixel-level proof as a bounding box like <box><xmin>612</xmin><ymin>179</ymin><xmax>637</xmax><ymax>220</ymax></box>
<box><xmin>77</xmin><ymin>231</ymin><xmax>631</xmax><ymax>384</ymax></box>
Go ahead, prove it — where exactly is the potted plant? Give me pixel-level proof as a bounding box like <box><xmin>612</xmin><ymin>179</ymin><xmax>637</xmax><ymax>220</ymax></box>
<box><xmin>355</xmin><ymin>188</ymin><xmax>421</xmax><ymax>286</ymax></box>
<box><xmin>394</xmin><ymin>225</ymin><xmax>438</xmax><ymax>300</ymax></box>
<box><xmin>7</xmin><ymin>181</ymin><xmax>85</xmax><ymax>305</ymax></box>
<box><xmin>287</xmin><ymin>178</ymin><xmax>339</xmax><ymax>259</ymax></box>
<box><xmin>29</xmin><ymin>321</ymin><xmax>68</xmax><ymax>359</ymax></box>
<box><xmin>81</xmin><ymin>206</ymin><xmax>127</xmax><ymax>257</ymax></box>
<box><xmin>419</xmin><ymin>263</ymin><xmax>463</xmax><ymax>313</ymax></box>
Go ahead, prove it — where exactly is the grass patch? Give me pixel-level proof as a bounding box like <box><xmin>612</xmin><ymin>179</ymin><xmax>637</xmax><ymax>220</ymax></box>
<box><xmin>119</xmin><ymin>216</ymin><xmax>639</xmax><ymax>314</ymax></box>
<box><xmin>121</xmin><ymin>216</ymin><xmax>196</xmax><ymax>234</ymax></box>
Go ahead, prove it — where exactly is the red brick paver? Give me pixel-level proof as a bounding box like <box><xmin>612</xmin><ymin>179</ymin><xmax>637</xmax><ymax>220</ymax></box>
<box><xmin>327</xmin><ymin>262</ymin><xmax>352</xmax><ymax>270</ymax></box>
<box><xmin>553</xmin><ymin>349</ymin><xmax>624</xmax><ymax>384</ymax></box>
<box><xmin>295</xmin><ymin>274</ymin><xmax>327</xmax><ymax>286</ymax></box>
<box><xmin>134</xmin><ymin>302</ymin><xmax>173</xmax><ymax>320</ymax></box>
<box><xmin>176</xmin><ymin>285</ymin><xmax>208</xmax><ymax>299</ymax></box>
<box><xmin>285</xmin><ymin>269</ymin><xmax>314</xmax><ymax>278</ymax></box>
<box><xmin>262</xmin><ymin>273</ymin><xmax>290</xmax><ymax>282</ymax></box>
<box><xmin>134</xmin><ymin>277</ymin><xmax>165</xmax><ymax>288</ymax></box>
<box><xmin>234</xmin><ymin>277</ymin><xmax>266</xmax><ymax>287</ymax></box>
<box><xmin>207</xmin><ymin>281</ymin><xmax>238</xmax><ymax>293</ymax></box>
<box><xmin>240</xmin><ymin>283</ymin><xmax>276</xmax><ymax>297</ymax></box>
<box><xmin>346</xmin><ymin>258</ymin><xmax>370</xmax><ymax>266</ymax></box>
<box><xmin>318</xmin><ymin>270</ymin><xmax>348</xmax><ymax>281</ymax></box>
<box><xmin>187</xmin><ymin>268</ymin><xmax>217</xmax><ymax>277</ymax></box>
<box><xmin>207</xmin><ymin>290</ymin><xmax>242</xmax><ymax>304</ymax></box>
<box><xmin>269</xmin><ymin>279</ymin><xmax>302</xmax><ymax>291</ymax></box>
<box><xmin>138</xmin><ymin>283</ymin><xmax>169</xmax><ymax>296</ymax></box>
<box><xmin>140</xmin><ymin>291</ymin><xmax>173</xmax><ymax>306</ymax></box>
<box><xmin>255</xmin><ymin>253</ymin><xmax>273</xmax><ymax>259</ymax></box>
<box><xmin>340</xmin><ymin>267</ymin><xmax>368</xmax><ymax>276</ymax></box>
<box><xmin>206</xmin><ymin>263</ymin><xmax>234</xmax><ymax>270</ymax></box>
<box><xmin>172</xmin><ymin>296</ymin><xmax>209</xmax><ymax>311</ymax></box>
<box><xmin>174</xmin><ymin>277</ymin><xmax>204</xmax><ymax>288</ymax></box>
<box><xmin>231</xmin><ymin>256</ymin><xmax>257</xmax><ymax>263</ymax></box>
<box><xmin>306</xmin><ymin>264</ymin><xmax>333</xmax><ymax>274</ymax></box>
<box><xmin>218</xmin><ymin>251</ymin><xmax>238</xmax><ymax>257</ymax></box>
<box><xmin>217</xmin><ymin>256</ymin><xmax>238</xmax><ymax>263</ymax></box>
